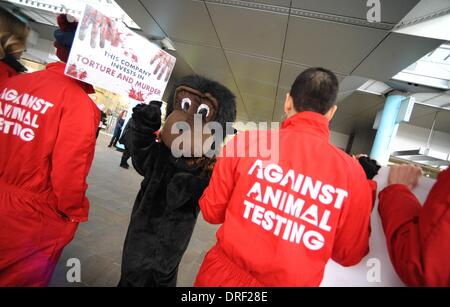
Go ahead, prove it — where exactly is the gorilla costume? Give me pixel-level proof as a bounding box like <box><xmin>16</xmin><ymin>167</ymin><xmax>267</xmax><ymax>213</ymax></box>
<box><xmin>118</xmin><ymin>75</ymin><xmax>236</xmax><ymax>287</ymax></box>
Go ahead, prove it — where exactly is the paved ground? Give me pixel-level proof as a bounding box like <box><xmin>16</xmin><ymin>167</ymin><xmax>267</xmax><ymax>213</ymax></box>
<box><xmin>49</xmin><ymin>133</ymin><xmax>219</xmax><ymax>287</ymax></box>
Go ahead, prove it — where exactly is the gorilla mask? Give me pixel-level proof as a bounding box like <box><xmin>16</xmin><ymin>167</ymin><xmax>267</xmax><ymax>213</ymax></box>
<box><xmin>161</xmin><ymin>75</ymin><xmax>236</xmax><ymax>158</ymax></box>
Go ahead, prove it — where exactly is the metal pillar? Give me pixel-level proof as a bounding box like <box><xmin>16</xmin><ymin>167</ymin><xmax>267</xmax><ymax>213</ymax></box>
<box><xmin>370</xmin><ymin>93</ymin><xmax>405</xmax><ymax>166</ymax></box>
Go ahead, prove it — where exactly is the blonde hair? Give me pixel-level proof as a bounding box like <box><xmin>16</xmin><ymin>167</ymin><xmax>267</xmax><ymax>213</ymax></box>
<box><xmin>0</xmin><ymin>8</ymin><xmax>30</xmax><ymax>60</ymax></box>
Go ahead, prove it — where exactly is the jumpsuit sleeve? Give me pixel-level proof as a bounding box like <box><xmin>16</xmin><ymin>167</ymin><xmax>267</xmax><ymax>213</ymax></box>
<box><xmin>50</xmin><ymin>92</ymin><xmax>99</xmax><ymax>223</ymax></box>
<box><xmin>378</xmin><ymin>184</ymin><xmax>422</xmax><ymax>286</ymax></box>
<box><xmin>379</xmin><ymin>168</ymin><xmax>450</xmax><ymax>286</ymax></box>
<box><xmin>331</xmin><ymin>165</ymin><xmax>372</xmax><ymax>266</ymax></box>
<box><xmin>128</xmin><ymin>102</ymin><xmax>162</xmax><ymax>176</ymax></box>
<box><xmin>377</xmin><ymin>177</ymin><xmax>448</xmax><ymax>286</ymax></box>
<box><xmin>199</xmin><ymin>146</ymin><xmax>238</xmax><ymax>225</ymax></box>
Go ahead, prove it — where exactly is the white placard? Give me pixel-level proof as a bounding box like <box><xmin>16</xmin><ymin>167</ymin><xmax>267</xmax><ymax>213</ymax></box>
<box><xmin>65</xmin><ymin>4</ymin><xmax>175</xmax><ymax>102</ymax></box>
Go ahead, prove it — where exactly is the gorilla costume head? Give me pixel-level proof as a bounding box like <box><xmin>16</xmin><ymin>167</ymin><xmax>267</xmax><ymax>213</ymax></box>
<box><xmin>160</xmin><ymin>75</ymin><xmax>237</xmax><ymax>158</ymax></box>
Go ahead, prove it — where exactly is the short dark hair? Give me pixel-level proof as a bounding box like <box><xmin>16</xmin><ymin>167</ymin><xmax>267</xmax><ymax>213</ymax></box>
<box><xmin>289</xmin><ymin>67</ymin><xmax>339</xmax><ymax>114</ymax></box>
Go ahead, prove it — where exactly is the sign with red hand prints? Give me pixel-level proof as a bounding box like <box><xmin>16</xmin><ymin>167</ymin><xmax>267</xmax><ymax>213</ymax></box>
<box><xmin>65</xmin><ymin>4</ymin><xmax>176</xmax><ymax>102</ymax></box>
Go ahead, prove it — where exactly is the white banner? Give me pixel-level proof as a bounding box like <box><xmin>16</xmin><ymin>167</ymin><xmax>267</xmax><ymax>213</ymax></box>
<box><xmin>66</xmin><ymin>4</ymin><xmax>176</xmax><ymax>103</ymax></box>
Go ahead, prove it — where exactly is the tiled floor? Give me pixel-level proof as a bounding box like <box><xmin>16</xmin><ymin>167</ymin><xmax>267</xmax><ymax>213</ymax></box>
<box><xmin>49</xmin><ymin>133</ymin><xmax>219</xmax><ymax>287</ymax></box>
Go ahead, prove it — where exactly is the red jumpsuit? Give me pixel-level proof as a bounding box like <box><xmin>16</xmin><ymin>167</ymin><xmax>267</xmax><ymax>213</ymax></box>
<box><xmin>195</xmin><ymin>112</ymin><xmax>373</xmax><ymax>286</ymax></box>
<box><xmin>0</xmin><ymin>62</ymin><xmax>99</xmax><ymax>286</ymax></box>
<box><xmin>378</xmin><ymin>167</ymin><xmax>450</xmax><ymax>286</ymax></box>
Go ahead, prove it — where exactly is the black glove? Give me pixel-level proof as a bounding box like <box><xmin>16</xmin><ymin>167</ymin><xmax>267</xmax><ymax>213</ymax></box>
<box><xmin>132</xmin><ymin>101</ymin><xmax>162</xmax><ymax>132</ymax></box>
<box><xmin>358</xmin><ymin>156</ymin><xmax>381</xmax><ymax>180</ymax></box>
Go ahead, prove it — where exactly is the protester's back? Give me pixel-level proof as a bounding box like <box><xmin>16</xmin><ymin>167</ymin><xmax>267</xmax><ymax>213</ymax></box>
<box><xmin>196</xmin><ymin>67</ymin><xmax>373</xmax><ymax>286</ymax></box>
<box><xmin>0</xmin><ymin>62</ymin><xmax>99</xmax><ymax>222</ymax></box>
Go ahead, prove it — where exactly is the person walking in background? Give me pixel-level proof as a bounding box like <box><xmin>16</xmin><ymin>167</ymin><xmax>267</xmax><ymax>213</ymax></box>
<box><xmin>0</xmin><ymin>7</ymin><xmax>29</xmax><ymax>82</ymax></box>
<box><xmin>96</xmin><ymin>104</ymin><xmax>108</xmax><ymax>139</ymax></box>
<box><xmin>118</xmin><ymin>119</ymin><xmax>132</xmax><ymax>169</ymax></box>
<box><xmin>0</xmin><ymin>14</ymin><xmax>99</xmax><ymax>286</ymax></box>
<box><xmin>379</xmin><ymin>165</ymin><xmax>450</xmax><ymax>286</ymax></box>
<box><xmin>108</xmin><ymin>110</ymin><xmax>126</xmax><ymax>148</ymax></box>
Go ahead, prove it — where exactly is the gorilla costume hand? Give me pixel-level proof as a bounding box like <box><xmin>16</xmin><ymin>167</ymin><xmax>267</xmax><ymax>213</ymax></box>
<box><xmin>132</xmin><ymin>101</ymin><xmax>162</xmax><ymax>132</ymax></box>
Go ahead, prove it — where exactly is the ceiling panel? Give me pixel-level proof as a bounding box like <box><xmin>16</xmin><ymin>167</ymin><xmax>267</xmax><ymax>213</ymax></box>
<box><xmin>412</xmin><ymin>92</ymin><xmax>444</xmax><ymax>102</ymax></box>
<box><xmin>226</xmin><ymin>51</ymin><xmax>281</xmax><ymax>83</ymax></box>
<box><xmin>339</xmin><ymin>75</ymin><xmax>370</xmax><ymax>93</ymax></box>
<box><xmin>427</xmin><ymin>94</ymin><xmax>450</xmax><ymax>108</ymax></box>
<box><xmin>173</xmin><ymin>42</ymin><xmax>229</xmax><ymax>75</ymax></box>
<box><xmin>244</xmin><ymin>94</ymin><xmax>276</xmax><ymax>116</ymax></box>
<box><xmin>409</xmin><ymin>109</ymin><xmax>450</xmax><ymax>133</ymax></box>
<box><xmin>330</xmin><ymin>106</ymin><xmax>382</xmax><ymax>135</ymax></box>
<box><xmin>335</xmin><ymin>75</ymin><xmax>370</xmax><ymax>103</ymax></box>
<box><xmin>279</xmin><ymin>62</ymin><xmax>347</xmax><ymax>90</ymax></box>
<box><xmin>272</xmin><ymin>89</ymin><xmax>289</xmax><ymax>122</ymax></box>
<box><xmin>411</xmin><ymin>103</ymin><xmax>441</xmax><ymax>119</ymax></box>
<box><xmin>115</xmin><ymin>0</ymin><xmax>165</xmax><ymax>38</ymax></box>
<box><xmin>206</xmin><ymin>2</ymin><xmax>288</xmax><ymax>58</ymax></box>
<box><xmin>278</xmin><ymin>62</ymin><xmax>309</xmax><ymax>90</ymax></box>
<box><xmin>284</xmin><ymin>15</ymin><xmax>387</xmax><ymax>74</ymax></box>
<box><xmin>243</xmin><ymin>0</ymin><xmax>292</xmax><ymax>7</ymax></box>
<box><xmin>226</xmin><ymin>51</ymin><xmax>279</xmax><ymax>116</ymax></box>
<box><xmin>173</xmin><ymin>41</ymin><xmax>250</xmax><ymax>120</ymax></box>
<box><xmin>335</xmin><ymin>91</ymin><xmax>384</xmax><ymax>118</ymax></box>
<box><xmin>140</xmin><ymin>0</ymin><xmax>220</xmax><ymax>46</ymax></box>
<box><xmin>291</xmin><ymin>0</ymin><xmax>420</xmax><ymax>24</ymax></box>
<box><xmin>352</xmin><ymin>32</ymin><xmax>444</xmax><ymax>81</ymax></box>
<box><xmin>235</xmin><ymin>77</ymin><xmax>278</xmax><ymax>100</ymax></box>
<box><xmin>397</xmin><ymin>0</ymin><xmax>450</xmax><ymax>26</ymax></box>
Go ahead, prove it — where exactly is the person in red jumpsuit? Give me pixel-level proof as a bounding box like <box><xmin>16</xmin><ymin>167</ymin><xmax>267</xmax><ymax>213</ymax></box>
<box><xmin>195</xmin><ymin>67</ymin><xmax>373</xmax><ymax>287</ymax></box>
<box><xmin>0</xmin><ymin>7</ymin><xmax>29</xmax><ymax>82</ymax></box>
<box><xmin>379</xmin><ymin>164</ymin><xmax>450</xmax><ymax>286</ymax></box>
<box><xmin>0</xmin><ymin>15</ymin><xmax>99</xmax><ymax>286</ymax></box>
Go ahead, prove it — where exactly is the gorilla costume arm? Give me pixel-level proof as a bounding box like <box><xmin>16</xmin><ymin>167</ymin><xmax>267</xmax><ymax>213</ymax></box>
<box><xmin>128</xmin><ymin>101</ymin><xmax>162</xmax><ymax>176</ymax></box>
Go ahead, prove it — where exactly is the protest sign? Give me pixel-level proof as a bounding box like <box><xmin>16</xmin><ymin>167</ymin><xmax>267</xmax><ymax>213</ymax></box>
<box><xmin>66</xmin><ymin>4</ymin><xmax>176</xmax><ymax>103</ymax></box>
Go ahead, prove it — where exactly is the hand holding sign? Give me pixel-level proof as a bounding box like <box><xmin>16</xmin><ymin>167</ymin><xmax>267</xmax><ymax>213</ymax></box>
<box><xmin>78</xmin><ymin>5</ymin><xmax>121</xmax><ymax>48</ymax></box>
<box><xmin>388</xmin><ymin>164</ymin><xmax>423</xmax><ymax>190</ymax></box>
<box><xmin>151</xmin><ymin>50</ymin><xmax>176</xmax><ymax>82</ymax></box>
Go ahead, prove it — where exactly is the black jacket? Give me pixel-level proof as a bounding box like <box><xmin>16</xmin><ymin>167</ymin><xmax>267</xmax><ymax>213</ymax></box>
<box><xmin>118</xmin><ymin>103</ymin><xmax>210</xmax><ymax>287</ymax></box>
<box><xmin>118</xmin><ymin>119</ymin><xmax>132</xmax><ymax>148</ymax></box>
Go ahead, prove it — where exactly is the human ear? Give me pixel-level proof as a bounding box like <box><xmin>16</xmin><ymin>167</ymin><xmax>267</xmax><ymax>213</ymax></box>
<box><xmin>325</xmin><ymin>105</ymin><xmax>338</xmax><ymax>121</ymax></box>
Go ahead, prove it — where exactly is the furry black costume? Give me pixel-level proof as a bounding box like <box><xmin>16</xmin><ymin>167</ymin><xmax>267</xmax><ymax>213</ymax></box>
<box><xmin>118</xmin><ymin>75</ymin><xmax>236</xmax><ymax>287</ymax></box>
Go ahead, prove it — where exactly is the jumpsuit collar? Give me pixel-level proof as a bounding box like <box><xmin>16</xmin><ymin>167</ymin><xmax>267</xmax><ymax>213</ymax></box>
<box><xmin>281</xmin><ymin>111</ymin><xmax>330</xmax><ymax>140</ymax></box>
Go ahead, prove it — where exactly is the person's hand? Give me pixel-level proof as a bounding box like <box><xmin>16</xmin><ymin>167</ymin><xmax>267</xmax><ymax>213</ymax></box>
<box><xmin>78</xmin><ymin>6</ymin><xmax>121</xmax><ymax>48</ymax></box>
<box><xmin>150</xmin><ymin>50</ymin><xmax>175</xmax><ymax>82</ymax></box>
<box><xmin>388</xmin><ymin>164</ymin><xmax>423</xmax><ymax>190</ymax></box>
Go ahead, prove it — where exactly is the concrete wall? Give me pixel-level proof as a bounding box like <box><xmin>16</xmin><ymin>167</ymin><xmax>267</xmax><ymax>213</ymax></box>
<box><xmin>349</xmin><ymin>128</ymin><xmax>377</xmax><ymax>155</ymax></box>
<box><xmin>330</xmin><ymin>130</ymin><xmax>350</xmax><ymax>150</ymax></box>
